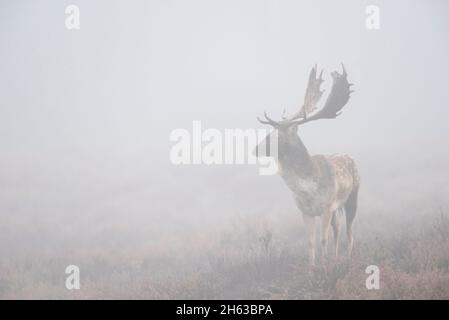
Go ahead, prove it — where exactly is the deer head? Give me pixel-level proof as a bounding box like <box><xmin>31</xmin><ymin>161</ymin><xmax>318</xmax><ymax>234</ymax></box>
<box><xmin>256</xmin><ymin>64</ymin><xmax>354</xmax><ymax>161</ymax></box>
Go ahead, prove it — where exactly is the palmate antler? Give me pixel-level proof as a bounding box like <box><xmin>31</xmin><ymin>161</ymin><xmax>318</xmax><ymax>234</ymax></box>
<box><xmin>290</xmin><ymin>64</ymin><xmax>324</xmax><ymax>121</ymax></box>
<box><xmin>258</xmin><ymin>64</ymin><xmax>354</xmax><ymax>127</ymax></box>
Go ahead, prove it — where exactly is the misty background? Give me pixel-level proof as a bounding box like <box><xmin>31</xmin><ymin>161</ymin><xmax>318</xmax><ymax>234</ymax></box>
<box><xmin>0</xmin><ymin>0</ymin><xmax>448</xmax><ymax>298</ymax></box>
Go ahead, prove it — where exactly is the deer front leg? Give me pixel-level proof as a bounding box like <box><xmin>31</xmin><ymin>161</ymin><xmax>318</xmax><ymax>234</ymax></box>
<box><xmin>320</xmin><ymin>210</ymin><xmax>334</xmax><ymax>260</ymax></box>
<box><xmin>331</xmin><ymin>210</ymin><xmax>341</xmax><ymax>258</ymax></box>
<box><xmin>302</xmin><ymin>213</ymin><xmax>316</xmax><ymax>266</ymax></box>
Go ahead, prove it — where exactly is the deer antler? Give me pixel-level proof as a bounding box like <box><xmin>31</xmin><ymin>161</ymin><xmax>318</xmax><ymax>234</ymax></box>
<box><xmin>290</xmin><ymin>64</ymin><xmax>324</xmax><ymax>120</ymax></box>
<box><xmin>257</xmin><ymin>64</ymin><xmax>353</xmax><ymax>127</ymax></box>
<box><xmin>287</xmin><ymin>64</ymin><xmax>353</xmax><ymax>126</ymax></box>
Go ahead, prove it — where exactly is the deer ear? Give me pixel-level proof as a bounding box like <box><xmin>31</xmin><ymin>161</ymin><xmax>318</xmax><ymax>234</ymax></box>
<box><xmin>254</xmin><ymin>134</ymin><xmax>268</xmax><ymax>157</ymax></box>
<box><xmin>254</xmin><ymin>132</ymin><xmax>273</xmax><ymax>157</ymax></box>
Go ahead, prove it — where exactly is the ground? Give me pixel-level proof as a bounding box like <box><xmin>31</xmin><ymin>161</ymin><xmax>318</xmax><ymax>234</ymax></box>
<box><xmin>1</xmin><ymin>209</ymin><xmax>449</xmax><ymax>299</ymax></box>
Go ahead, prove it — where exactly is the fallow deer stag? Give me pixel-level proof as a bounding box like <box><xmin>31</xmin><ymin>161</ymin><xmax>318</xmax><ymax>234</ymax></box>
<box><xmin>257</xmin><ymin>64</ymin><xmax>359</xmax><ymax>266</ymax></box>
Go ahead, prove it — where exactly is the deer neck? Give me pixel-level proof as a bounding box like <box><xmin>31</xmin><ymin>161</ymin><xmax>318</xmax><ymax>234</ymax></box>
<box><xmin>277</xmin><ymin>134</ymin><xmax>313</xmax><ymax>180</ymax></box>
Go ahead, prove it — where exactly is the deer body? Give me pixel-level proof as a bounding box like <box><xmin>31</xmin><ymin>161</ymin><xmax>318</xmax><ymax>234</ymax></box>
<box><xmin>257</xmin><ymin>64</ymin><xmax>359</xmax><ymax>265</ymax></box>
<box><xmin>280</xmin><ymin>153</ymin><xmax>358</xmax><ymax>217</ymax></box>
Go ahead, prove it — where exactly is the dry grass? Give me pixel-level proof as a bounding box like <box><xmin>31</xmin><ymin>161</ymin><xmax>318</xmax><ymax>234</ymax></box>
<box><xmin>1</xmin><ymin>209</ymin><xmax>449</xmax><ymax>299</ymax></box>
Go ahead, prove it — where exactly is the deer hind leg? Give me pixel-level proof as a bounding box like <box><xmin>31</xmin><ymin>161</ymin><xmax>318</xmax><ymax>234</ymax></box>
<box><xmin>320</xmin><ymin>210</ymin><xmax>334</xmax><ymax>260</ymax></box>
<box><xmin>331</xmin><ymin>209</ymin><xmax>342</xmax><ymax>258</ymax></box>
<box><xmin>344</xmin><ymin>187</ymin><xmax>359</xmax><ymax>257</ymax></box>
<box><xmin>302</xmin><ymin>213</ymin><xmax>316</xmax><ymax>266</ymax></box>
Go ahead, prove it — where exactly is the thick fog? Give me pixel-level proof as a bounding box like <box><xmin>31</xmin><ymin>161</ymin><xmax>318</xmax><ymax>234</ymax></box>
<box><xmin>0</xmin><ymin>0</ymin><xmax>448</xmax><ymax>299</ymax></box>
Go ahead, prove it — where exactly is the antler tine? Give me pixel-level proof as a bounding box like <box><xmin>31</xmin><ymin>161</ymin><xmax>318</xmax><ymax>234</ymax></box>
<box><xmin>341</xmin><ymin>63</ymin><xmax>347</xmax><ymax>77</ymax></box>
<box><xmin>257</xmin><ymin>111</ymin><xmax>280</xmax><ymax>127</ymax></box>
<box><xmin>264</xmin><ymin>112</ymin><xmax>281</xmax><ymax>126</ymax></box>
<box><xmin>257</xmin><ymin>117</ymin><xmax>271</xmax><ymax>125</ymax></box>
